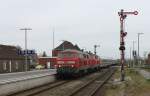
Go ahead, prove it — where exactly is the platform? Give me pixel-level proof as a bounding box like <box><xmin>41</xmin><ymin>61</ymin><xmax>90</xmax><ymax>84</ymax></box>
<box><xmin>0</xmin><ymin>69</ymin><xmax>56</xmax><ymax>96</ymax></box>
<box><xmin>0</xmin><ymin>69</ymin><xmax>56</xmax><ymax>84</ymax></box>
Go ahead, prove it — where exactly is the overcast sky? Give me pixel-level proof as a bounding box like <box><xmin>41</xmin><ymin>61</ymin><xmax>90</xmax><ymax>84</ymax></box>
<box><xmin>0</xmin><ymin>0</ymin><xmax>149</xmax><ymax>59</ymax></box>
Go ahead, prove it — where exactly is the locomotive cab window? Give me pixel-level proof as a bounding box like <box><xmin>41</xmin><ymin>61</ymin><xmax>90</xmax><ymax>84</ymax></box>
<box><xmin>58</xmin><ymin>52</ymin><xmax>77</xmax><ymax>58</ymax></box>
<box><xmin>87</xmin><ymin>55</ymin><xmax>89</xmax><ymax>59</ymax></box>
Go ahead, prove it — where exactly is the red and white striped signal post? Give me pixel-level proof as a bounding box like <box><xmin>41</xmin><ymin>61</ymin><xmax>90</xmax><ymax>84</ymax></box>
<box><xmin>118</xmin><ymin>9</ymin><xmax>138</xmax><ymax>81</ymax></box>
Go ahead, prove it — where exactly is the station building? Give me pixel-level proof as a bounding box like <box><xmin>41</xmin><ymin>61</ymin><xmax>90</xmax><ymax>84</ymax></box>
<box><xmin>0</xmin><ymin>44</ymin><xmax>38</xmax><ymax>73</ymax></box>
<box><xmin>38</xmin><ymin>41</ymin><xmax>80</xmax><ymax>68</ymax></box>
<box><xmin>38</xmin><ymin>57</ymin><xmax>57</xmax><ymax>69</ymax></box>
<box><xmin>52</xmin><ymin>41</ymin><xmax>80</xmax><ymax>57</ymax></box>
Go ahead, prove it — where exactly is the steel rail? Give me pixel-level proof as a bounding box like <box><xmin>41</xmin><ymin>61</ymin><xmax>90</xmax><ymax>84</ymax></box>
<box><xmin>68</xmin><ymin>67</ymin><xmax>116</xmax><ymax>96</ymax></box>
<box><xmin>9</xmin><ymin>80</ymin><xmax>69</xmax><ymax>96</ymax></box>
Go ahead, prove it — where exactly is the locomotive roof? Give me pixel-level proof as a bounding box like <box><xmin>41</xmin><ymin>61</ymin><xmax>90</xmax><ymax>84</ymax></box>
<box><xmin>60</xmin><ymin>49</ymin><xmax>100</xmax><ymax>59</ymax></box>
<box><xmin>61</xmin><ymin>49</ymin><xmax>98</xmax><ymax>56</ymax></box>
<box><xmin>61</xmin><ymin>49</ymin><xmax>83</xmax><ymax>54</ymax></box>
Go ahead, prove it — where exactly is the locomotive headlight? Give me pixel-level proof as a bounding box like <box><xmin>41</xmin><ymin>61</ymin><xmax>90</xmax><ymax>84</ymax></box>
<box><xmin>54</xmin><ymin>65</ymin><xmax>58</xmax><ymax>68</ymax></box>
<box><xmin>67</xmin><ymin>61</ymin><xmax>75</xmax><ymax>64</ymax></box>
<box><xmin>71</xmin><ymin>65</ymin><xmax>74</xmax><ymax>67</ymax></box>
<box><xmin>57</xmin><ymin>61</ymin><xmax>64</xmax><ymax>64</ymax></box>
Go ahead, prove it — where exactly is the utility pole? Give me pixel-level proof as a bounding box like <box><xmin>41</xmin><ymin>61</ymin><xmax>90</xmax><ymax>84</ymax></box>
<box><xmin>94</xmin><ymin>45</ymin><xmax>100</xmax><ymax>55</ymax></box>
<box><xmin>129</xmin><ymin>47</ymin><xmax>132</xmax><ymax>67</ymax></box>
<box><xmin>52</xmin><ymin>27</ymin><xmax>55</xmax><ymax>49</ymax></box>
<box><xmin>20</xmin><ymin>28</ymin><xmax>32</xmax><ymax>71</ymax></box>
<box><xmin>133</xmin><ymin>41</ymin><xmax>135</xmax><ymax>52</ymax></box>
<box><xmin>137</xmin><ymin>33</ymin><xmax>144</xmax><ymax>66</ymax></box>
<box><xmin>118</xmin><ymin>9</ymin><xmax>138</xmax><ymax>81</ymax></box>
<box><xmin>132</xmin><ymin>41</ymin><xmax>136</xmax><ymax>67</ymax></box>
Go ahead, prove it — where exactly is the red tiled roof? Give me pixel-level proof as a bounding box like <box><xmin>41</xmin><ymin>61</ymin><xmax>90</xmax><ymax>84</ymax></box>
<box><xmin>54</xmin><ymin>41</ymin><xmax>80</xmax><ymax>51</ymax></box>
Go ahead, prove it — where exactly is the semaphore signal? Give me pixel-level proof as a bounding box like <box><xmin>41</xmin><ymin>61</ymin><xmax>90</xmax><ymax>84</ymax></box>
<box><xmin>118</xmin><ymin>9</ymin><xmax>138</xmax><ymax>81</ymax></box>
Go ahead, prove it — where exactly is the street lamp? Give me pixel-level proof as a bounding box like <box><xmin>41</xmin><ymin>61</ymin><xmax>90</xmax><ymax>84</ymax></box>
<box><xmin>137</xmin><ymin>33</ymin><xmax>144</xmax><ymax>66</ymax></box>
<box><xmin>20</xmin><ymin>28</ymin><xmax>32</xmax><ymax>71</ymax></box>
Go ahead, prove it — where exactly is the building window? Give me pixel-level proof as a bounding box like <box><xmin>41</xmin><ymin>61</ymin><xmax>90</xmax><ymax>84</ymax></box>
<box><xmin>16</xmin><ymin>61</ymin><xmax>18</xmax><ymax>70</ymax></box>
<box><xmin>30</xmin><ymin>59</ymin><xmax>33</xmax><ymax>64</ymax></box>
<box><xmin>9</xmin><ymin>60</ymin><xmax>12</xmax><ymax>72</ymax></box>
<box><xmin>3</xmin><ymin>61</ymin><xmax>7</xmax><ymax>70</ymax></box>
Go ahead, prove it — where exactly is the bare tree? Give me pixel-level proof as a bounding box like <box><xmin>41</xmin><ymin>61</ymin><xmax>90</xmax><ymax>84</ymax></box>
<box><xmin>42</xmin><ymin>51</ymin><xmax>47</xmax><ymax>57</ymax></box>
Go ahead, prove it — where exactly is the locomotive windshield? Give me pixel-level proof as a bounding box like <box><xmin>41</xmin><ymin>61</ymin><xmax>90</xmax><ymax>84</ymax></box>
<box><xmin>58</xmin><ymin>52</ymin><xmax>77</xmax><ymax>58</ymax></box>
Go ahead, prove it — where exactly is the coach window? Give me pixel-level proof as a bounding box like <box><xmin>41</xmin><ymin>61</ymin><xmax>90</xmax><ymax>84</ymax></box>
<box><xmin>81</xmin><ymin>54</ymin><xmax>83</xmax><ymax>58</ymax></box>
<box><xmin>95</xmin><ymin>56</ymin><xmax>98</xmax><ymax>59</ymax></box>
<box><xmin>3</xmin><ymin>61</ymin><xmax>7</xmax><ymax>70</ymax></box>
<box><xmin>83</xmin><ymin>54</ymin><xmax>86</xmax><ymax>58</ymax></box>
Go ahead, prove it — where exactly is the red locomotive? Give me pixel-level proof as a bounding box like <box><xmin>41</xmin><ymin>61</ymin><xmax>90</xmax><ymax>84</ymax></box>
<box><xmin>54</xmin><ymin>49</ymin><xmax>102</xmax><ymax>78</ymax></box>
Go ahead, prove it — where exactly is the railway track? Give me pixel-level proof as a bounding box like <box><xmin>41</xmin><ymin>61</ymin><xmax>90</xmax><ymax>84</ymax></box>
<box><xmin>9</xmin><ymin>68</ymin><xmax>115</xmax><ymax>96</ymax></box>
<box><xmin>9</xmin><ymin>80</ymin><xmax>70</xmax><ymax>96</ymax></box>
<box><xmin>68</xmin><ymin>67</ymin><xmax>116</xmax><ymax>96</ymax></box>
